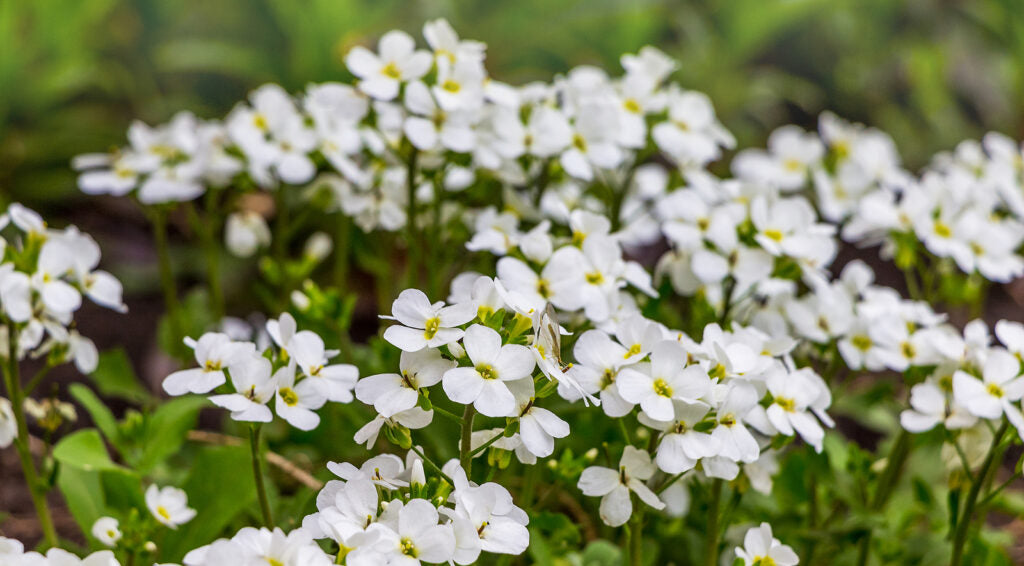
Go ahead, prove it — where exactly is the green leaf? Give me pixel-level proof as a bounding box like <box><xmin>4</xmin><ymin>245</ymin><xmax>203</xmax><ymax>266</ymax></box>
<box><xmin>159</xmin><ymin>445</ymin><xmax>257</xmax><ymax>561</ymax></box>
<box><xmin>56</xmin><ymin>465</ymin><xmax>106</xmax><ymax>536</ymax></box>
<box><xmin>89</xmin><ymin>348</ymin><xmax>152</xmax><ymax>403</ymax></box>
<box><xmin>68</xmin><ymin>384</ymin><xmax>122</xmax><ymax>450</ymax></box>
<box><xmin>579</xmin><ymin>539</ymin><xmax>622</xmax><ymax>566</ymax></box>
<box><xmin>135</xmin><ymin>396</ymin><xmax>209</xmax><ymax>473</ymax></box>
<box><xmin>53</xmin><ymin>429</ymin><xmax>127</xmax><ymax>473</ymax></box>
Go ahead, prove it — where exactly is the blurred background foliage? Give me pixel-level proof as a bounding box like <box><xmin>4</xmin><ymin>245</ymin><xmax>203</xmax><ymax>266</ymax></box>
<box><xmin>5</xmin><ymin>0</ymin><xmax>1024</xmax><ymax>209</ymax></box>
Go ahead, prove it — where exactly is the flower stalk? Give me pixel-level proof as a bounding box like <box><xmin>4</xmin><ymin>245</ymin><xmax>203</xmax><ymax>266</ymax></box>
<box><xmin>2</xmin><ymin>330</ymin><xmax>58</xmax><ymax>549</ymax></box>
<box><xmin>249</xmin><ymin>424</ymin><xmax>274</xmax><ymax>528</ymax></box>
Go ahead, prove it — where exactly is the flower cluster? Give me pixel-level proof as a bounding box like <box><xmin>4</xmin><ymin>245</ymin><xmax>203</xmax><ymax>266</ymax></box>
<box><xmin>303</xmin><ymin>454</ymin><xmax>528</xmax><ymax>565</ymax></box>
<box><xmin>162</xmin><ymin>313</ymin><xmax>357</xmax><ymax>430</ymax></box>
<box><xmin>0</xmin><ymin>203</ymin><xmax>126</xmax><ymax>370</ymax></box>
<box><xmin>73</xmin><ymin>19</ymin><xmax>733</xmax><ymax>241</ymax></box>
<box><xmin>0</xmin><ymin>541</ymin><xmax>119</xmax><ymax>566</ymax></box>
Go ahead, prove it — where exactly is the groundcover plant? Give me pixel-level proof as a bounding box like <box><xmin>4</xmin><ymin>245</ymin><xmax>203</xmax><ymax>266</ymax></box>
<box><xmin>4</xmin><ymin>18</ymin><xmax>1024</xmax><ymax>566</ymax></box>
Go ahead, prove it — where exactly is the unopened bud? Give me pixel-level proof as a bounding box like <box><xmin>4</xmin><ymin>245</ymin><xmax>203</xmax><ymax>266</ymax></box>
<box><xmin>410</xmin><ymin>459</ymin><xmax>426</xmax><ymax>487</ymax></box>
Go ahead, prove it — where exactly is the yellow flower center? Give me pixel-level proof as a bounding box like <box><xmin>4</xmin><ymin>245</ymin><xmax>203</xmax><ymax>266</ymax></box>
<box><xmin>423</xmin><ymin>317</ymin><xmax>441</xmax><ymax>340</ymax></box>
<box><xmin>476</xmin><ymin>363</ymin><xmax>498</xmax><ymax>380</ymax></box>
<box><xmin>585</xmin><ymin>271</ymin><xmax>605</xmax><ymax>285</ymax></box>
<box><xmin>156</xmin><ymin>506</ymin><xmax>171</xmax><ymax>521</ymax></box>
<box><xmin>441</xmin><ymin>79</ymin><xmax>461</xmax><ymax>93</ymax></box>
<box><xmin>400</xmin><ymin>538</ymin><xmax>418</xmax><ymax>557</ymax></box>
<box><xmin>987</xmin><ymin>383</ymin><xmax>1005</xmax><ymax>398</ymax></box>
<box><xmin>775</xmin><ymin>397</ymin><xmax>796</xmax><ymax>412</ymax></box>
<box><xmin>763</xmin><ymin>229</ymin><xmax>784</xmax><ymax>242</ymax></box>
<box><xmin>851</xmin><ymin>334</ymin><xmax>872</xmax><ymax>351</ymax></box>
<box><xmin>653</xmin><ymin>378</ymin><xmax>673</xmax><ymax>398</ymax></box>
<box><xmin>381</xmin><ymin>62</ymin><xmax>402</xmax><ymax>79</ymax></box>
<box><xmin>933</xmin><ymin>220</ymin><xmax>951</xmax><ymax>238</ymax></box>
<box><xmin>901</xmin><ymin>341</ymin><xmax>916</xmax><ymax>359</ymax></box>
<box><xmin>279</xmin><ymin>387</ymin><xmax>299</xmax><ymax>406</ymax></box>
<box><xmin>536</xmin><ymin>278</ymin><xmax>551</xmax><ymax>298</ymax></box>
<box><xmin>625</xmin><ymin>344</ymin><xmax>642</xmax><ymax>358</ymax></box>
<box><xmin>572</xmin><ymin>134</ymin><xmax>587</xmax><ymax>152</ymax></box>
<box><xmin>623</xmin><ymin>98</ymin><xmax>641</xmax><ymax>113</ymax></box>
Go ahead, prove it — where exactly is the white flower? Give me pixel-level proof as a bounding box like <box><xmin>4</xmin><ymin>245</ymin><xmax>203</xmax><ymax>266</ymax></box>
<box><xmin>225</xmin><ymin>211</ymin><xmax>271</xmax><ymax>258</ymax></box>
<box><xmin>764</xmin><ymin>368</ymin><xmax>826</xmax><ymax>452</ymax></box>
<box><xmin>952</xmin><ymin>348</ymin><xmax>1024</xmax><ymax>433</ymax></box>
<box><xmin>711</xmin><ymin>384</ymin><xmax>761</xmax><ymax>464</ymax></box>
<box><xmin>346</xmin><ymin>30</ymin><xmax>432</xmax><ymax>100</ymax></box>
<box><xmin>274</xmin><ymin>366</ymin><xmax>326</xmax><ymax>431</ymax></box>
<box><xmin>208</xmin><ymin>355</ymin><xmax>281</xmax><ymax>423</ymax></box>
<box><xmin>446</xmin><ymin>480</ymin><xmax>530</xmax><ymax>563</ymax></box>
<box><xmin>561</xmin><ymin>329</ymin><xmax>635</xmax><ymax>417</ymax></box>
<box><xmin>374</xmin><ymin>499</ymin><xmax>456</xmax><ymax>564</ymax></box>
<box><xmin>617</xmin><ymin>341</ymin><xmax>711</xmax><ymax>421</ymax></box>
<box><xmin>353</xmin><ymin>407</ymin><xmax>433</xmax><ymax>449</ymax></box>
<box><xmin>643</xmin><ymin>400</ymin><xmax>720</xmax><ymax>474</ymax></box>
<box><xmin>578</xmin><ymin>445</ymin><xmax>665</xmax><ymax>527</ymax></box>
<box><xmin>510</xmin><ymin>381</ymin><xmax>570</xmax><ymax>458</ymax></box>
<box><xmin>288</xmin><ymin>330</ymin><xmax>358</xmax><ymax>403</ymax></box>
<box><xmin>0</xmin><ymin>397</ymin><xmax>16</xmax><ymax>449</ymax></box>
<box><xmin>442</xmin><ymin>325</ymin><xmax>536</xmax><ymax>417</ymax></box>
<box><xmin>185</xmin><ymin>526</ymin><xmax>333</xmax><ymax>566</ymax></box>
<box><xmin>327</xmin><ymin>454</ymin><xmax>407</xmax><ymax>490</ymax></box>
<box><xmin>146</xmin><ymin>484</ymin><xmax>196</xmax><ymax>529</ymax></box>
<box><xmin>91</xmin><ymin>517</ymin><xmax>122</xmax><ymax>547</ymax></box>
<box><xmin>734</xmin><ymin>522</ymin><xmax>799</xmax><ymax>566</ymax></box>
<box><xmin>383</xmin><ymin>289</ymin><xmax>476</xmax><ymax>352</ymax></box>
<box><xmin>356</xmin><ymin>348</ymin><xmax>455</xmax><ymax>417</ymax></box>
<box><xmin>901</xmin><ymin>379</ymin><xmax>976</xmax><ymax>433</ymax></box>
<box><xmin>163</xmin><ymin>333</ymin><xmax>254</xmax><ymax>396</ymax></box>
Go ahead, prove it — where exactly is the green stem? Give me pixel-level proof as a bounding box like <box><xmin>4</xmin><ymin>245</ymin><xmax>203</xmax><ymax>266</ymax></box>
<box><xmin>805</xmin><ymin>460</ymin><xmax>820</xmax><ymax>564</ymax></box>
<box><xmin>901</xmin><ymin>266</ymin><xmax>923</xmax><ymax>301</ymax></box>
<box><xmin>469</xmin><ymin>430</ymin><xmax>505</xmax><ymax>458</ymax></box>
<box><xmin>249</xmin><ymin>424</ymin><xmax>274</xmax><ymax>528</ymax></box>
<box><xmin>22</xmin><ymin>364</ymin><xmax>52</xmax><ymax>397</ymax></box>
<box><xmin>656</xmin><ymin>471</ymin><xmax>686</xmax><ymax>495</ymax></box>
<box><xmin>430</xmin><ymin>404</ymin><xmax>463</xmax><ymax>424</ymax></box>
<box><xmin>951</xmin><ymin>422</ymin><xmax>1009</xmax><ymax>566</ymax></box>
<box><xmin>857</xmin><ymin>429</ymin><xmax>912</xmax><ymax>566</ymax></box>
<box><xmin>459</xmin><ymin>404</ymin><xmax>476</xmax><ymax>475</ymax></box>
<box><xmin>702</xmin><ymin>478</ymin><xmax>723</xmax><ymax>566</ymax></box>
<box><xmin>150</xmin><ymin>208</ymin><xmax>184</xmax><ymax>355</ymax></box>
<box><xmin>273</xmin><ymin>189</ymin><xmax>290</xmax><ymax>265</ymax></box>
<box><xmin>978</xmin><ymin>471</ymin><xmax>1021</xmax><ymax>509</ymax></box>
<box><xmin>186</xmin><ymin>199</ymin><xmax>224</xmax><ymax>320</ymax></box>
<box><xmin>2</xmin><ymin>332</ymin><xmax>58</xmax><ymax>548</ymax></box>
<box><xmin>409</xmin><ymin>444</ymin><xmax>453</xmax><ymax>485</ymax></box>
<box><xmin>405</xmin><ymin>148</ymin><xmax>419</xmax><ymax>289</ymax></box>
<box><xmin>333</xmin><ymin>212</ymin><xmax>351</xmax><ymax>295</ymax></box>
<box><xmin>628</xmin><ymin>502</ymin><xmax>644</xmax><ymax>566</ymax></box>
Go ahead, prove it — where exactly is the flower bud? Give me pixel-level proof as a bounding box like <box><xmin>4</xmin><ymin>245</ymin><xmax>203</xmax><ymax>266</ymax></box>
<box><xmin>410</xmin><ymin>459</ymin><xmax>426</xmax><ymax>488</ymax></box>
<box><xmin>225</xmin><ymin>211</ymin><xmax>271</xmax><ymax>258</ymax></box>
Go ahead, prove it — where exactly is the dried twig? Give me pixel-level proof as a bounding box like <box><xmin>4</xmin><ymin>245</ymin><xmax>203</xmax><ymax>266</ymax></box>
<box><xmin>186</xmin><ymin>430</ymin><xmax>324</xmax><ymax>490</ymax></box>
